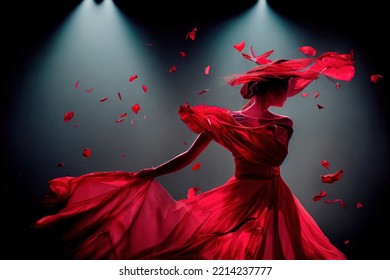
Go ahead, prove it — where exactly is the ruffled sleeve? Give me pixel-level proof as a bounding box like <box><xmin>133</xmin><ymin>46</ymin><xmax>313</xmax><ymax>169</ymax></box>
<box><xmin>178</xmin><ymin>102</ymin><xmax>231</xmax><ymax>134</ymax></box>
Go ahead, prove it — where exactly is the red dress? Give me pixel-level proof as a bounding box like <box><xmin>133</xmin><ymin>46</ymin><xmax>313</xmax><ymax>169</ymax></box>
<box><xmin>34</xmin><ymin>103</ymin><xmax>346</xmax><ymax>260</ymax></box>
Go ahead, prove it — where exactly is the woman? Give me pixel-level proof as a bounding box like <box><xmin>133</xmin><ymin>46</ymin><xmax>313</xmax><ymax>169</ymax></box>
<box><xmin>34</xmin><ymin>50</ymin><xmax>355</xmax><ymax>259</ymax></box>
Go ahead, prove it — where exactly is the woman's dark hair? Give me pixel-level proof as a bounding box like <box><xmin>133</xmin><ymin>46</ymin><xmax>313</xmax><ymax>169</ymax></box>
<box><xmin>240</xmin><ymin>77</ymin><xmax>290</xmax><ymax>99</ymax></box>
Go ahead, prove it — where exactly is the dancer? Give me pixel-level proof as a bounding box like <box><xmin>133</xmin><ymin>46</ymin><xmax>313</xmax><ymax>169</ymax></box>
<box><xmin>34</xmin><ymin>50</ymin><xmax>355</xmax><ymax>259</ymax></box>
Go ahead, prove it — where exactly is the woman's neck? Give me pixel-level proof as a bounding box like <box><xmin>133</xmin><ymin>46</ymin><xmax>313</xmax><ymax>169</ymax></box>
<box><xmin>241</xmin><ymin>98</ymin><xmax>270</xmax><ymax>118</ymax></box>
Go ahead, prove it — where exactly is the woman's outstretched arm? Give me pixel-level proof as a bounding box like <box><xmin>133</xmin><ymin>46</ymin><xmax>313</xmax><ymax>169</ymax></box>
<box><xmin>134</xmin><ymin>132</ymin><xmax>212</xmax><ymax>178</ymax></box>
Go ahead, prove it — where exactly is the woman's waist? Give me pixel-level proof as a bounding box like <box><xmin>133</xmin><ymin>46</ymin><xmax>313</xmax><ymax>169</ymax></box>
<box><xmin>234</xmin><ymin>158</ymin><xmax>280</xmax><ymax>179</ymax></box>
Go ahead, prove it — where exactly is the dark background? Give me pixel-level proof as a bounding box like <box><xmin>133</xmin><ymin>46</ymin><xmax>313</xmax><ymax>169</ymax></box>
<box><xmin>1</xmin><ymin>0</ymin><xmax>388</xmax><ymax>260</ymax></box>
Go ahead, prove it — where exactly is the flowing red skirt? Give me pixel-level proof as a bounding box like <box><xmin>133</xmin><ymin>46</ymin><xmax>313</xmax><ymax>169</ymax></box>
<box><xmin>34</xmin><ymin>171</ymin><xmax>346</xmax><ymax>260</ymax></box>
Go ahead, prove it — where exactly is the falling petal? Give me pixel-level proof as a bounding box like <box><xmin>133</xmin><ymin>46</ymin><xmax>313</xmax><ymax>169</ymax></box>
<box><xmin>75</xmin><ymin>80</ymin><xmax>80</xmax><ymax>89</ymax></box>
<box><xmin>192</xmin><ymin>162</ymin><xmax>201</xmax><ymax>170</ymax></box>
<box><xmin>120</xmin><ymin>153</ymin><xmax>126</xmax><ymax>158</ymax></box>
<box><xmin>186</xmin><ymin>27</ymin><xmax>197</xmax><ymax>40</ymax></box>
<box><xmin>301</xmin><ymin>92</ymin><xmax>309</xmax><ymax>97</ymax></box>
<box><xmin>183</xmin><ymin>141</ymin><xmax>188</xmax><ymax>145</ymax></box>
<box><xmin>344</xmin><ymin>240</ymin><xmax>350</xmax><ymax>245</ymax></box>
<box><xmin>64</xmin><ymin>111</ymin><xmax>74</xmax><ymax>123</ymax></box>
<box><xmin>312</xmin><ymin>190</ymin><xmax>327</xmax><ymax>202</ymax></box>
<box><xmin>324</xmin><ymin>198</ymin><xmax>346</xmax><ymax>208</ymax></box>
<box><xmin>335</xmin><ymin>82</ymin><xmax>341</xmax><ymax>89</ymax></box>
<box><xmin>85</xmin><ymin>88</ymin><xmax>94</xmax><ymax>93</ymax></box>
<box><xmin>131</xmin><ymin>119</ymin><xmax>135</xmax><ymax>125</ymax></box>
<box><xmin>313</xmin><ymin>92</ymin><xmax>320</xmax><ymax>98</ymax></box>
<box><xmin>204</xmin><ymin>65</ymin><xmax>211</xmax><ymax>75</ymax></box>
<box><xmin>356</xmin><ymin>202</ymin><xmax>364</xmax><ymax>208</ymax></box>
<box><xmin>120</xmin><ymin>112</ymin><xmax>127</xmax><ymax>118</ymax></box>
<box><xmin>253</xmin><ymin>49</ymin><xmax>274</xmax><ymax>64</ymax></box>
<box><xmin>82</xmin><ymin>148</ymin><xmax>91</xmax><ymax>157</ymax></box>
<box><xmin>233</xmin><ymin>41</ymin><xmax>245</xmax><ymax>52</ymax></box>
<box><xmin>131</xmin><ymin>103</ymin><xmax>141</xmax><ymax>114</ymax></box>
<box><xmin>129</xmin><ymin>74</ymin><xmax>138</xmax><ymax>82</ymax></box>
<box><xmin>117</xmin><ymin>91</ymin><xmax>122</xmax><ymax>100</ymax></box>
<box><xmin>142</xmin><ymin>85</ymin><xmax>148</xmax><ymax>93</ymax></box>
<box><xmin>115</xmin><ymin>118</ymin><xmax>125</xmax><ymax>123</ymax></box>
<box><xmin>298</xmin><ymin>45</ymin><xmax>317</xmax><ymax>56</ymax></box>
<box><xmin>370</xmin><ymin>74</ymin><xmax>383</xmax><ymax>83</ymax></box>
<box><xmin>169</xmin><ymin>66</ymin><xmax>177</xmax><ymax>73</ymax></box>
<box><xmin>241</xmin><ymin>53</ymin><xmax>253</xmax><ymax>61</ymax></box>
<box><xmin>57</xmin><ymin>162</ymin><xmax>65</xmax><ymax>167</ymax></box>
<box><xmin>241</xmin><ymin>48</ymin><xmax>274</xmax><ymax>64</ymax></box>
<box><xmin>198</xmin><ymin>89</ymin><xmax>209</xmax><ymax>95</ymax></box>
<box><xmin>321</xmin><ymin>169</ymin><xmax>343</xmax><ymax>183</ymax></box>
<box><xmin>100</xmin><ymin>97</ymin><xmax>109</xmax><ymax>102</ymax></box>
<box><xmin>179</xmin><ymin>51</ymin><xmax>187</xmax><ymax>57</ymax></box>
<box><xmin>317</xmin><ymin>104</ymin><xmax>324</xmax><ymax>110</ymax></box>
<box><xmin>321</xmin><ymin>159</ymin><xmax>330</xmax><ymax>169</ymax></box>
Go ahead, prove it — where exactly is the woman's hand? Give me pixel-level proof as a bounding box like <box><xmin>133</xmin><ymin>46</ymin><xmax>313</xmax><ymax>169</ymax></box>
<box><xmin>133</xmin><ymin>167</ymin><xmax>157</xmax><ymax>178</ymax></box>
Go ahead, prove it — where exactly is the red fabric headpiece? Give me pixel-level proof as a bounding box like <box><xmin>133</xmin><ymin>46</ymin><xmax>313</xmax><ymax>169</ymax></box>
<box><xmin>224</xmin><ymin>50</ymin><xmax>355</xmax><ymax>97</ymax></box>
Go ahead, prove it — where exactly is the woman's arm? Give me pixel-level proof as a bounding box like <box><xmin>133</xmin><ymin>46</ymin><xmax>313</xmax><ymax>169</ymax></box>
<box><xmin>134</xmin><ymin>132</ymin><xmax>212</xmax><ymax>178</ymax></box>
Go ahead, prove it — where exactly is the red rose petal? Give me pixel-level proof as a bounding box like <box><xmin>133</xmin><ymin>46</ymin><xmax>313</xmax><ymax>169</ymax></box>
<box><xmin>204</xmin><ymin>65</ymin><xmax>211</xmax><ymax>75</ymax></box>
<box><xmin>179</xmin><ymin>51</ymin><xmax>187</xmax><ymax>57</ymax></box>
<box><xmin>242</xmin><ymin>48</ymin><xmax>274</xmax><ymax>65</ymax></box>
<box><xmin>82</xmin><ymin>148</ymin><xmax>91</xmax><ymax>157</ymax></box>
<box><xmin>312</xmin><ymin>190</ymin><xmax>327</xmax><ymax>202</ymax></box>
<box><xmin>356</xmin><ymin>202</ymin><xmax>364</xmax><ymax>208</ymax></box>
<box><xmin>100</xmin><ymin>97</ymin><xmax>109</xmax><ymax>102</ymax></box>
<box><xmin>64</xmin><ymin>111</ymin><xmax>74</xmax><ymax>122</ymax></box>
<box><xmin>169</xmin><ymin>66</ymin><xmax>177</xmax><ymax>73</ymax></box>
<box><xmin>142</xmin><ymin>85</ymin><xmax>148</xmax><ymax>94</ymax></box>
<box><xmin>321</xmin><ymin>160</ymin><xmax>330</xmax><ymax>169</ymax></box>
<box><xmin>131</xmin><ymin>103</ymin><xmax>141</xmax><ymax>114</ymax></box>
<box><xmin>253</xmin><ymin>48</ymin><xmax>274</xmax><ymax>65</ymax></box>
<box><xmin>117</xmin><ymin>91</ymin><xmax>122</xmax><ymax>100</ymax></box>
<box><xmin>197</xmin><ymin>89</ymin><xmax>209</xmax><ymax>95</ymax></box>
<box><xmin>186</xmin><ymin>27</ymin><xmax>197</xmax><ymax>40</ymax></box>
<box><xmin>241</xmin><ymin>53</ymin><xmax>252</xmax><ymax>61</ymax></box>
<box><xmin>75</xmin><ymin>80</ymin><xmax>80</xmax><ymax>89</ymax></box>
<box><xmin>321</xmin><ymin>169</ymin><xmax>343</xmax><ymax>183</ymax></box>
<box><xmin>192</xmin><ymin>162</ymin><xmax>200</xmax><ymax>170</ymax></box>
<box><xmin>317</xmin><ymin>104</ymin><xmax>324</xmax><ymax>110</ymax></box>
<box><xmin>129</xmin><ymin>74</ymin><xmax>138</xmax><ymax>82</ymax></box>
<box><xmin>324</xmin><ymin>198</ymin><xmax>346</xmax><ymax>208</ymax></box>
<box><xmin>85</xmin><ymin>88</ymin><xmax>94</xmax><ymax>93</ymax></box>
<box><xmin>370</xmin><ymin>74</ymin><xmax>383</xmax><ymax>83</ymax></box>
<box><xmin>233</xmin><ymin>41</ymin><xmax>245</xmax><ymax>52</ymax></box>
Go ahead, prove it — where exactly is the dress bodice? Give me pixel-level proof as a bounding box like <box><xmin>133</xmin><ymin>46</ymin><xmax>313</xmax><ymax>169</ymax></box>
<box><xmin>178</xmin><ymin>103</ymin><xmax>293</xmax><ymax>168</ymax></box>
